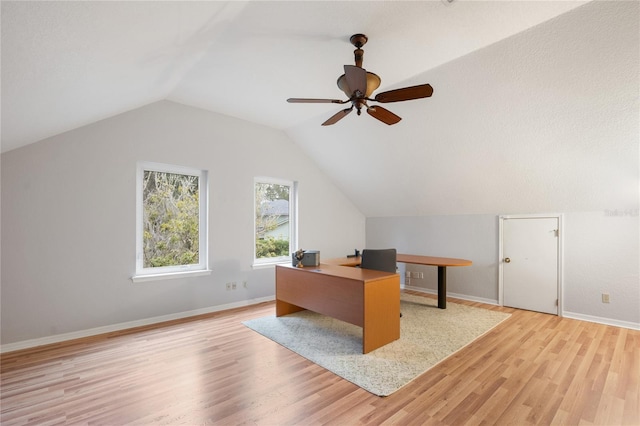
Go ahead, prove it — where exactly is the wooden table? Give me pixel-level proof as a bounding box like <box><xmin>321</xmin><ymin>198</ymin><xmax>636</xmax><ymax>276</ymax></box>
<box><xmin>275</xmin><ymin>263</ymin><xmax>400</xmax><ymax>354</ymax></box>
<box><xmin>325</xmin><ymin>254</ymin><xmax>472</xmax><ymax>309</ymax></box>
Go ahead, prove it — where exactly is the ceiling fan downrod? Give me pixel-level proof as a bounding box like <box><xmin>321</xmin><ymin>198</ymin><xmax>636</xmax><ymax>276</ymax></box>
<box><xmin>350</xmin><ymin>33</ymin><xmax>368</xmax><ymax>68</ymax></box>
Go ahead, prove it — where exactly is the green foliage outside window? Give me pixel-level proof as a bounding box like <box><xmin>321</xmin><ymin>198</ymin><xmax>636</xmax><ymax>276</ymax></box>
<box><xmin>256</xmin><ymin>237</ymin><xmax>290</xmax><ymax>258</ymax></box>
<box><xmin>255</xmin><ymin>182</ymin><xmax>290</xmax><ymax>258</ymax></box>
<box><xmin>143</xmin><ymin>170</ymin><xmax>199</xmax><ymax>268</ymax></box>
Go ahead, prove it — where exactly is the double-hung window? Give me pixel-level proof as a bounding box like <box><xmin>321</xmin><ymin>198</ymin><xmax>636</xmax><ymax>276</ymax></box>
<box><xmin>254</xmin><ymin>177</ymin><xmax>297</xmax><ymax>266</ymax></box>
<box><xmin>134</xmin><ymin>162</ymin><xmax>209</xmax><ymax>281</ymax></box>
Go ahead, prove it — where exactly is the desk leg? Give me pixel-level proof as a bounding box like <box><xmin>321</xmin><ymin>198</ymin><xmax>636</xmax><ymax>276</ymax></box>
<box><xmin>438</xmin><ymin>266</ymin><xmax>447</xmax><ymax>309</ymax></box>
<box><xmin>363</xmin><ymin>275</ymin><xmax>400</xmax><ymax>354</ymax></box>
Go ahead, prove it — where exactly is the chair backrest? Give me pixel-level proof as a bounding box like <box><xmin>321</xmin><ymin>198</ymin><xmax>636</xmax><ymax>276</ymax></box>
<box><xmin>360</xmin><ymin>248</ymin><xmax>397</xmax><ymax>273</ymax></box>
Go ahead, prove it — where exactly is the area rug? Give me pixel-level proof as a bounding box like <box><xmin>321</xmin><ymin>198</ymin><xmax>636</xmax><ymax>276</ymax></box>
<box><xmin>243</xmin><ymin>293</ymin><xmax>510</xmax><ymax>396</ymax></box>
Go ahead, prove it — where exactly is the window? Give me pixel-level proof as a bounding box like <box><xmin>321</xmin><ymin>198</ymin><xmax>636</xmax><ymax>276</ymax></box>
<box><xmin>134</xmin><ymin>162</ymin><xmax>209</xmax><ymax>281</ymax></box>
<box><xmin>254</xmin><ymin>177</ymin><xmax>297</xmax><ymax>265</ymax></box>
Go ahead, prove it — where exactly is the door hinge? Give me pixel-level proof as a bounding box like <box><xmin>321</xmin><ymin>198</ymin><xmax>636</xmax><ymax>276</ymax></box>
<box><xmin>556</xmin><ymin>299</ymin><xmax>559</xmax><ymax>306</ymax></box>
<box><xmin>554</xmin><ymin>229</ymin><xmax>559</xmax><ymax>237</ymax></box>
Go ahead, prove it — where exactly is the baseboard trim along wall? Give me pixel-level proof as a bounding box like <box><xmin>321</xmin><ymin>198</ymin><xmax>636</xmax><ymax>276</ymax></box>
<box><xmin>4</xmin><ymin>293</ymin><xmax>637</xmax><ymax>354</ymax></box>
<box><xmin>562</xmin><ymin>311</ymin><xmax>640</xmax><ymax>331</ymax></box>
<box><xmin>403</xmin><ymin>285</ymin><xmax>499</xmax><ymax>306</ymax></box>
<box><xmin>0</xmin><ymin>296</ymin><xmax>275</xmax><ymax>354</ymax></box>
<box><xmin>405</xmin><ymin>286</ymin><xmax>640</xmax><ymax>331</ymax></box>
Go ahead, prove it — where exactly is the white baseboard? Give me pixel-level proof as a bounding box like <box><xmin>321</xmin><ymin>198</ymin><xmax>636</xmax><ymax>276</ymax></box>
<box><xmin>403</xmin><ymin>285</ymin><xmax>499</xmax><ymax>306</ymax></box>
<box><xmin>5</xmin><ymin>294</ymin><xmax>637</xmax><ymax>353</ymax></box>
<box><xmin>0</xmin><ymin>296</ymin><xmax>275</xmax><ymax>354</ymax></box>
<box><xmin>404</xmin><ymin>286</ymin><xmax>639</xmax><ymax>330</ymax></box>
<box><xmin>562</xmin><ymin>311</ymin><xmax>640</xmax><ymax>331</ymax></box>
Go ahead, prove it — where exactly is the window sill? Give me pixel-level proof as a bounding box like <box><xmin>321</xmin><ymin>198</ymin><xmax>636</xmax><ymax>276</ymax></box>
<box><xmin>131</xmin><ymin>269</ymin><xmax>212</xmax><ymax>283</ymax></box>
<box><xmin>252</xmin><ymin>260</ymin><xmax>290</xmax><ymax>269</ymax></box>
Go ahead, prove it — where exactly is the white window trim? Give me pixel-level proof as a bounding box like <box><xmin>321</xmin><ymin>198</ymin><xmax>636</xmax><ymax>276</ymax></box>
<box><xmin>131</xmin><ymin>269</ymin><xmax>212</xmax><ymax>283</ymax></box>
<box><xmin>133</xmin><ymin>161</ymin><xmax>209</xmax><ymax>282</ymax></box>
<box><xmin>253</xmin><ymin>177</ymin><xmax>298</xmax><ymax>267</ymax></box>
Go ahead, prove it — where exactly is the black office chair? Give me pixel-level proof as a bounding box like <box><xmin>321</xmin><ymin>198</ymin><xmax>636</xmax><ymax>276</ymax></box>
<box><xmin>360</xmin><ymin>249</ymin><xmax>402</xmax><ymax>318</ymax></box>
<box><xmin>360</xmin><ymin>248</ymin><xmax>397</xmax><ymax>273</ymax></box>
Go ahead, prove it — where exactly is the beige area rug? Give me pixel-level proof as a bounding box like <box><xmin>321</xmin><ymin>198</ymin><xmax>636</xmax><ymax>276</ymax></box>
<box><xmin>243</xmin><ymin>293</ymin><xmax>510</xmax><ymax>396</ymax></box>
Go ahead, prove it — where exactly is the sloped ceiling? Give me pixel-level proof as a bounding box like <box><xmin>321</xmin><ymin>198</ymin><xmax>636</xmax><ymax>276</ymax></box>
<box><xmin>2</xmin><ymin>1</ymin><xmax>638</xmax><ymax>217</ymax></box>
<box><xmin>2</xmin><ymin>0</ymin><xmax>588</xmax><ymax>151</ymax></box>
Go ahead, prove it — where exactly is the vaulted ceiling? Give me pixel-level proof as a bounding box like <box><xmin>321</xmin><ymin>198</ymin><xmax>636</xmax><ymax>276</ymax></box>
<box><xmin>2</xmin><ymin>1</ymin><xmax>637</xmax><ymax>217</ymax></box>
<box><xmin>1</xmin><ymin>0</ymin><xmax>588</xmax><ymax>151</ymax></box>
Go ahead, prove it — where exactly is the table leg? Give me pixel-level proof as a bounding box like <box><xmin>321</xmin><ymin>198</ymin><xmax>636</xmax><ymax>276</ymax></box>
<box><xmin>438</xmin><ymin>266</ymin><xmax>447</xmax><ymax>309</ymax></box>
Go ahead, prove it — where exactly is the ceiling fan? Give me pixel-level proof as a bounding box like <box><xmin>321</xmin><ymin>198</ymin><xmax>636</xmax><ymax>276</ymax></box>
<box><xmin>287</xmin><ymin>34</ymin><xmax>433</xmax><ymax>126</ymax></box>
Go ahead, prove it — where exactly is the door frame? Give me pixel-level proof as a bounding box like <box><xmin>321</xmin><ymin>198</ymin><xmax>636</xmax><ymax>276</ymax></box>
<box><xmin>498</xmin><ymin>213</ymin><xmax>564</xmax><ymax>316</ymax></box>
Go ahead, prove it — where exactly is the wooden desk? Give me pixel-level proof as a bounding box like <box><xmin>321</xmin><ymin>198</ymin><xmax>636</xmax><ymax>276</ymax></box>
<box><xmin>275</xmin><ymin>263</ymin><xmax>400</xmax><ymax>354</ymax></box>
<box><xmin>325</xmin><ymin>254</ymin><xmax>472</xmax><ymax>309</ymax></box>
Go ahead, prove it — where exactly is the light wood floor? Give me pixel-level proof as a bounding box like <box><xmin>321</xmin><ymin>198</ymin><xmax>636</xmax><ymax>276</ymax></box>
<box><xmin>1</xmin><ymin>292</ymin><xmax>638</xmax><ymax>425</ymax></box>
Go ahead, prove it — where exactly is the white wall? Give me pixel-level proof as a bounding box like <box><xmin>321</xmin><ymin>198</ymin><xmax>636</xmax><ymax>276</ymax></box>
<box><xmin>366</xmin><ymin>215</ymin><xmax>498</xmax><ymax>302</ymax></box>
<box><xmin>361</xmin><ymin>2</ymin><xmax>639</xmax><ymax>329</ymax></box>
<box><xmin>1</xmin><ymin>101</ymin><xmax>366</xmax><ymax>347</ymax></box>
<box><xmin>336</xmin><ymin>2</ymin><xmax>640</xmax><ymax>331</ymax></box>
<box><xmin>367</xmin><ymin>212</ymin><xmax>639</xmax><ymax>328</ymax></box>
<box><xmin>289</xmin><ymin>2</ymin><xmax>638</xmax><ymax>220</ymax></box>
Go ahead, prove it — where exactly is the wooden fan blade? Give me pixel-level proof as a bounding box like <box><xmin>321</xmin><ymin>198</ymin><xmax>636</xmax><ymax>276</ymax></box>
<box><xmin>366</xmin><ymin>106</ymin><xmax>401</xmax><ymax>125</ymax></box>
<box><xmin>374</xmin><ymin>84</ymin><xmax>433</xmax><ymax>103</ymax></box>
<box><xmin>322</xmin><ymin>108</ymin><xmax>353</xmax><ymax>126</ymax></box>
<box><xmin>344</xmin><ymin>65</ymin><xmax>367</xmax><ymax>96</ymax></box>
<box><xmin>287</xmin><ymin>98</ymin><xmax>345</xmax><ymax>104</ymax></box>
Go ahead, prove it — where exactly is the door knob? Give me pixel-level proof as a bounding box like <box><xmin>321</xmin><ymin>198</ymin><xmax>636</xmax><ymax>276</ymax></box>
<box><xmin>504</xmin><ymin>257</ymin><xmax>511</xmax><ymax>263</ymax></box>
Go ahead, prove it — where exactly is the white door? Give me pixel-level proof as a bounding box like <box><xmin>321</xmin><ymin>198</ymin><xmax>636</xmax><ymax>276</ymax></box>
<box><xmin>501</xmin><ymin>216</ymin><xmax>559</xmax><ymax>315</ymax></box>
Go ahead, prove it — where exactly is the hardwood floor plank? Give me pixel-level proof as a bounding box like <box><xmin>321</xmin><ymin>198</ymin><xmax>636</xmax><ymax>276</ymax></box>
<box><xmin>1</xmin><ymin>295</ymin><xmax>639</xmax><ymax>425</ymax></box>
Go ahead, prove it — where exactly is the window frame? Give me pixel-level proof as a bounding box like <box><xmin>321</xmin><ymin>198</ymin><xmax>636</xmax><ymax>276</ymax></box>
<box><xmin>253</xmin><ymin>176</ymin><xmax>298</xmax><ymax>267</ymax></box>
<box><xmin>133</xmin><ymin>161</ymin><xmax>209</xmax><ymax>282</ymax></box>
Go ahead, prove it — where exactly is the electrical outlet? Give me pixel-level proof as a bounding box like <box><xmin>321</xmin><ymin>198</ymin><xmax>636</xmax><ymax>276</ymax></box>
<box><xmin>232</xmin><ymin>282</ymin><xmax>237</xmax><ymax>290</ymax></box>
<box><xmin>226</xmin><ymin>283</ymin><xmax>231</xmax><ymax>290</ymax></box>
<box><xmin>602</xmin><ymin>293</ymin><xmax>610</xmax><ymax>303</ymax></box>
<box><xmin>243</xmin><ymin>281</ymin><xmax>248</xmax><ymax>288</ymax></box>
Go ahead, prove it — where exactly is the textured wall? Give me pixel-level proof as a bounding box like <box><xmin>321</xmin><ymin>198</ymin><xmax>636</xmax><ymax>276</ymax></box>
<box><xmin>363</xmin><ymin>1</ymin><xmax>639</xmax><ymax>328</ymax></box>
<box><xmin>292</xmin><ymin>1</ymin><xmax>638</xmax><ymax>218</ymax></box>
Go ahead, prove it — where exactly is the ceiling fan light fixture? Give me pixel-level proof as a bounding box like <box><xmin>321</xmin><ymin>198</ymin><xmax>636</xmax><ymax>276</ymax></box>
<box><xmin>364</xmin><ymin>72</ymin><xmax>381</xmax><ymax>97</ymax></box>
<box><xmin>337</xmin><ymin>71</ymin><xmax>381</xmax><ymax>98</ymax></box>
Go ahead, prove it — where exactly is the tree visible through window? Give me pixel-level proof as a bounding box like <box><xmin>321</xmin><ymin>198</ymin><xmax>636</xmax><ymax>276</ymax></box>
<box><xmin>143</xmin><ymin>171</ymin><xmax>199</xmax><ymax>267</ymax></box>
<box><xmin>136</xmin><ymin>162</ymin><xmax>208</xmax><ymax>278</ymax></box>
<box><xmin>254</xmin><ymin>178</ymin><xmax>297</xmax><ymax>263</ymax></box>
